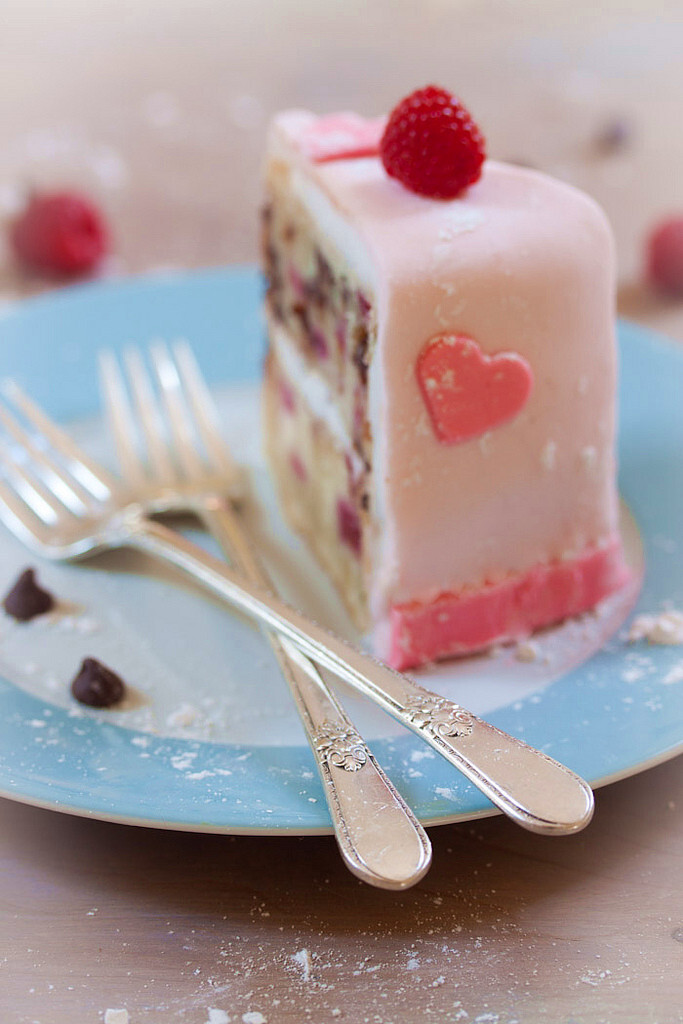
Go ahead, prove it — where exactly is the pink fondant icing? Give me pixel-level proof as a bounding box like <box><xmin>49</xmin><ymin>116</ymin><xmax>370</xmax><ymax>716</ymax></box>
<box><xmin>386</xmin><ymin>539</ymin><xmax>630</xmax><ymax>671</ymax></box>
<box><xmin>293</xmin><ymin>113</ymin><xmax>386</xmax><ymax>163</ymax></box>
<box><xmin>416</xmin><ymin>334</ymin><xmax>533</xmax><ymax>444</ymax></box>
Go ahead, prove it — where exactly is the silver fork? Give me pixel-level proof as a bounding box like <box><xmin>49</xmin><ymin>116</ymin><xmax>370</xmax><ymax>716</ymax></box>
<box><xmin>99</xmin><ymin>340</ymin><xmax>432</xmax><ymax>890</ymax></box>
<box><xmin>0</xmin><ymin>374</ymin><xmax>595</xmax><ymax>838</ymax></box>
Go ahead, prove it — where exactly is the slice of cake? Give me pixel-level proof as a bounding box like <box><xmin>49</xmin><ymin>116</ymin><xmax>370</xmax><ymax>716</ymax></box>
<box><xmin>261</xmin><ymin>87</ymin><xmax>630</xmax><ymax>671</ymax></box>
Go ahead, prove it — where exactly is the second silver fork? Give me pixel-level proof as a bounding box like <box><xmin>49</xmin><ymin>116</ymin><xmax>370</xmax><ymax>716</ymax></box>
<box><xmin>99</xmin><ymin>340</ymin><xmax>432</xmax><ymax>891</ymax></box>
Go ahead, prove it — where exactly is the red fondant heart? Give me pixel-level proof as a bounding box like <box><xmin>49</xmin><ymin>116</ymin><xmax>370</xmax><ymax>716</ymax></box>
<box><xmin>417</xmin><ymin>334</ymin><xmax>533</xmax><ymax>444</ymax></box>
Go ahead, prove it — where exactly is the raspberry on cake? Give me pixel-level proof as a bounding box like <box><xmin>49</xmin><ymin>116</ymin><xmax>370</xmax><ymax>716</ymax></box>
<box><xmin>261</xmin><ymin>88</ymin><xmax>631</xmax><ymax>671</ymax></box>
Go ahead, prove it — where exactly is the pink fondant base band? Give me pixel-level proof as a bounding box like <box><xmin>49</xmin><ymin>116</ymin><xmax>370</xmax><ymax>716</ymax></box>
<box><xmin>386</xmin><ymin>539</ymin><xmax>631</xmax><ymax>671</ymax></box>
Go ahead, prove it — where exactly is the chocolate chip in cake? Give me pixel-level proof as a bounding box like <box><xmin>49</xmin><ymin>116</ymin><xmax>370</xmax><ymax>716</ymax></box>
<box><xmin>356</xmin><ymin>289</ymin><xmax>371</xmax><ymax>319</ymax></box>
<box><xmin>260</xmin><ymin>202</ymin><xmax>273</xmax><ymax>227</ymax></box>
<box><xmin>352</xmin><ymin>324</ymin><xmax>369</xmax><ymax>384</ymax></box>
<box><xmin>3</xmin><ymin>568</ymin><xmax>55</xmax><ymax>621</ymax></box>
<box><xmin>292</xmin><ymin>300</ymin><xmax>308</xmax><ymax>327</ymax></box>
<box><xmin>71</xmin><ymin>657</ymin><xmax>126</xmax><ymax>708</ymax></box>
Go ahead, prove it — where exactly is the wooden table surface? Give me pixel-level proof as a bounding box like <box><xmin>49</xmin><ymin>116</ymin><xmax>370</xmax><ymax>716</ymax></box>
<box><xmin>0</xmin><ymin>2</ymin><xmax>682</xmax><ymax>1022</ymax></box>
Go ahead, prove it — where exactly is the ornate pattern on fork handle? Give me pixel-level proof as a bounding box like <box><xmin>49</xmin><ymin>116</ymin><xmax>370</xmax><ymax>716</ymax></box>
<box><xmin>404</xmin><ymin>695</ymin><xmax>475</xmax><ymax>738</ymax></box>
<box><xmin>313</xmin><ymin>721</ymin><xmax>368</xmax><ymax>772</ymax></box>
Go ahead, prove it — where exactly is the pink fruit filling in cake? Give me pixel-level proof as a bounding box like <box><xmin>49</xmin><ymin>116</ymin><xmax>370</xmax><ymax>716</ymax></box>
<box><xmin>261</xmin><ymin>99</ymin><xmax>631</xmax><ymax>670</ymax></box>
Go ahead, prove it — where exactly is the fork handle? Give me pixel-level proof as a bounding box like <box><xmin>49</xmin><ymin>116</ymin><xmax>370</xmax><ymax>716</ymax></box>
<box><xmin>127</xmin><ymin>512</ymin><xmax>594</xmax><ymax>836</ymax></box>
<box><xmin>199</xmin><ymin>502</ymin><xmax>431</xmax><ymax>890</ymax></box>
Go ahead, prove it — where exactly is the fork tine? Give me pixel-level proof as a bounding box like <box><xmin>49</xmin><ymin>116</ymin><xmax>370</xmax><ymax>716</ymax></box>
<box><xmin>122</xmin><ymin>347</ymin><xmax>177</xmax><ymax>485</ymax></box>
<box><xmin>98</xmin><ymin>350</ymin><xmax>146</xmax><ymax>487</ymax></box>
<box><xmin>0</xmin><ymin>440</ymin><xmax>65</xmax><ymax>524</ymax></box>
<box><xmin>0</xmin><ymin>401</ymin><xmax>91</xmax><ymax>515</ymax></box>
<box><xmin>149</xmin><ymin>341</ymin><xmax>204</xmax><ymax>480</ymax></box>
<box><xmin>1</xmin><ymin>380</ymin><xmax>116</xmax><ymax>502</ymax></box>
<box><xmin>0</xmin><ymin>473</ymin><xmax>54</xmax><ymax>549</ymax></box>
<box><xmin>172</xmin><ymin>340</ymin><xmax>238</xmax><ymax>480</ymax></box>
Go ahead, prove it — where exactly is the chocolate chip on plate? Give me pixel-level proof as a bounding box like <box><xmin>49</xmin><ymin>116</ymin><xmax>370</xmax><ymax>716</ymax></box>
<box><xmin>71</xmin><ymin>657</ymin><xmax>126</xmax><ymax>708</ymax></box>
<box><xmin>3</xmin><ymin>568</ymin><xmax>55</xmax><ymax>621</ymax></box>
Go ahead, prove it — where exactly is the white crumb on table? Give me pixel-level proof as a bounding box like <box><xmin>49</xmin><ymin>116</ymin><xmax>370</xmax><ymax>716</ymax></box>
<box><xmin>242</xmin><ymin>1013</ymin><xmax>267</xmax><ymax>1024</ymax></box>
<box><xmin>205</xmin><ymin>1010</ymin><xmax>230</xmax><ymax>1024</ymax></box>
<box><xmin>291</xmin><ymin>947</ymin><xmax>313</xmax><ymax>982</ymax></box>
<box><xmin>104</xmin><ymin>1010</ymin><xmax>129</xmax><ymax>1024</ymax></box>
<box><xmin>628</xmin><ymin>609</ymin><xmax>683</xmax><ymax>645</ymax></box>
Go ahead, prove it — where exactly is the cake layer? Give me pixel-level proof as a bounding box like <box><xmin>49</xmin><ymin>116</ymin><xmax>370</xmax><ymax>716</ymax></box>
<box><xmin>262</xmin><ymin>170</ymin><xmax>375</xmax><ymax>465</ymax></box>
<box><xmin>263</xmin><ymin>345</ymin><xmax>370</xmax><ymax>628</ymax></box>
<box><xmin>385</xmin><ymin>539</ymin><xmax>630</xmax><ymax>671</ymax></box>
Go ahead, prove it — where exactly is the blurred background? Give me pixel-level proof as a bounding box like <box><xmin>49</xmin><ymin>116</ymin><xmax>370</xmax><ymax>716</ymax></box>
<box><xmin>1</xmin><ymin>0</ymin><xmax>683</xmax><ymax>336</ymax></box>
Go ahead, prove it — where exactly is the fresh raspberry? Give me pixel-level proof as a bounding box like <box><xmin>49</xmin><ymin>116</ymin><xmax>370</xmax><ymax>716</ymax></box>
<box><xmin>380</xmin><ymin>85</ymin><xmax>486</xmax><ymax>199</ymax></box>
<box><xmin>10</xmin><ymin>191</ymin><xmax>108</xmax><ymax>276</ymax></box>
<box><xmin>646</xmin><ymin>216</ymin><xmax>683</xmax><ymax>296</ymax></box>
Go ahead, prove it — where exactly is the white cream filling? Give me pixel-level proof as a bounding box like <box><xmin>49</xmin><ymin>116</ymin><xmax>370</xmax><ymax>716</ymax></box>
<box><xmin>268</xmin><ymin>121</ymin><xmax>377</xmax><ymax>290</ymax></box>
<box><xmin>269</xmin><ymin>318</ymin><xmax>365</xmax><ymax>476</ymax></box>
<box><xmin>287</xmin><ymin>164</ymin><xmax>378</xmax><ymax>289</ymax></box>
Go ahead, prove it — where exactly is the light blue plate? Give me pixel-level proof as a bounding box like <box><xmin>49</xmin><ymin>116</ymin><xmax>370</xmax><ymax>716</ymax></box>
<box><xmin>0</xmin><ymin>266</ymin><xmax>681</xmax><ymax>834</ymax></box>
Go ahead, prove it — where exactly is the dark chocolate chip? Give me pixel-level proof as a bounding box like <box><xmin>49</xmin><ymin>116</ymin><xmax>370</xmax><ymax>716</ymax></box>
<box><xmin>352</xmin><ymin>324</ymin><xmax>369</xmax><ymax>384</ymax></box>
<box><xmin>71</xmin><ymin>657</ymin><xmax>125</xmax><ymax>708</ymax></box>
<box><xmin>315</xmin><ymin>249</ymin><xmax>333</xmax><ymax>290</ymax></box>
<box><xmin>292</xmin><ymin>300</ymin><xmax>310</xmax><ymax>333</ymax></box>
<box><xmin>3</xmin><ymin>568</ymin><xmax>55</xmax><ymax>621</ymax></box>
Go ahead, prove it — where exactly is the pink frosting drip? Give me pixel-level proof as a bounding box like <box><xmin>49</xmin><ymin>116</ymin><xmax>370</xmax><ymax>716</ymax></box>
<box><xmin>385</xmin><ymin>539</ymin><xmax>631</xmax><ymax>671</ymax></box>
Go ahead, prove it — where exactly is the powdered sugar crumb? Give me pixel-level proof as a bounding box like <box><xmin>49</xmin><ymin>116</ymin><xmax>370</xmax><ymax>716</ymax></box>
<box><xmin>242</xmin><ymin>1014</ymin><xmax>267</xmax><ymax>1024</ymax></box>
<box><xmin>409</xmin><ymin>748</ymin><xmax>435</xmax><ymax>763</ymax></box>
<box><xmin>104</xmin><ymin>1011</ymin><xmax>129</xmax><ymax>1024</ymax></box>
<box><xmin>167</xmin><ymin>702</ymin><xmax>199</xmax><ymax>728</ymax></box>
<box><xmin>290</xmin><ymin>947</ymin><xmax>313</xmax><ymax>982</ymax></box>
<box><xmin>581</xmin><ymin>445</ymin><xmax>598</xmax><ymax>470</ymax></box>
<box><xmin>663</xmin><ymin>663</ymin><xmax>683</xmax><ymax>685</ymax></box>
<box><xmin>515</xmin><ymin>640</ymin><xmax>540</xmax><ymax>663</ymax></box>
<box><xmin>629</xmin><ymin>609</ymin><xmax>683</xmax><ymax>645</ymax></box>
<box><xmin>540</xmin><ymin>439</ymin><xmax>557</xmax><ymax>470</ymax></box>
<box><xmin>170</xmin><ymin>750</ymin><xmax>199</xmax><ymax>771</ymax></box>
<box><xmin>205</xmin><ymin>1010</ymin><xmax>230</xmax><ymax>1024</ymax></box>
